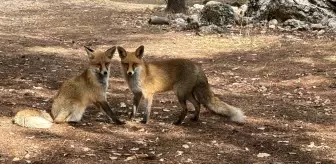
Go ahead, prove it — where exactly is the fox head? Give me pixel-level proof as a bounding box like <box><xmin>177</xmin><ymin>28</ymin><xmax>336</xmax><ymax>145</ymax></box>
<box><xmin>117</xmin><ymin>45</ymin><xmax>144</xmax><ymax>76</ymax></box>
<box><xmin>84</xmin><ymin>46</ymin><xmax>116</xmax><ymax>76</ymax></box>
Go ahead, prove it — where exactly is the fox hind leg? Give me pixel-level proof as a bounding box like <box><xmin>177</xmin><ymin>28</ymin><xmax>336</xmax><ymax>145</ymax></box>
<box><xmin>173</xmin><ymin>89</ymin><xmax>190</xmax><ymax>125</ymax></box>
<box><xmin>66</xmin><ymin>108</ymin><xmax>85</xmax><ymax>122</ymax></box>
<box><xmin>187</xmin><ymin>94</ymin><xmax>201</xmax><ymax>121</ymax></box>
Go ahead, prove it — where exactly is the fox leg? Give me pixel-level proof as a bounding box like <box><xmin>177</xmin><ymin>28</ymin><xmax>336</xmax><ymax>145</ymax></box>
<box><xmin>53</xmin><ymin>110</ymin><xmax>71</xmax><ymax>123</ymax></box>
<box><xmin>173</xmin><ymin>90</ymin><xmax>190</xmax><ymax>125</ymax></box>
<box><xmin>130</xmin><ymin>92</ymin><xmax>142</xmax><ymax>119</ymax></box>
<box><xmin>140</xmin><ymin>94</ymin><xmax>153</xmax><ymax>124</ymax></box>
<box><xmin>95</xmin><ymin>101</ymin><xmax>125</xmax><ymax>125</ymax></box>
<box><xmin>174</xmin><ymin>97</ymin><xmax>188</xmax><ymax>125</ymax></box>
<box><xmin>66</xmin><ymin>107</ymin><xmax>85</xmax><ymax>122</ymax></box>
<box><xmin>187</xmin><ymin>94</ymin><xmax>201</xmax><ymax>121</ymax></box>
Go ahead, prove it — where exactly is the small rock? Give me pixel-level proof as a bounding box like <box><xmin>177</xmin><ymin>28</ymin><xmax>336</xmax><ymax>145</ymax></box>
<box><xmin>185</xmin><ymin>14</ymin><xmax>201</xmax><ymax>30</ymax></box>
<box><xmin>173</xmin><ymin>18</ymin><xmax>187</xmax><ymax>28</ymax></box>
<box><xmin>205</xmin><ymin>1</ymin><xmax>223</xmax><ymax>6</ymax></box>
<box><xmin>269</xmin><ymin>19</ymin><xmax>278</xmax><ymax>26</ymax></box>
<box><xmin>193</xmin><ymin>4</ymin><xmax>204</xmax><ymax>10</ymax></box>
<box><xmin>317</xmin><ymin>30</ymin><xmax>325</xmax><ymax>35</ymax></box>
<box><xmin>283</xmin><ymin>19</ymin><xmax>306</xmax><ymax>29</ymax></box>
<box><xmin>135</xmin><ymin>20</ymin><xmax>142</xmax><ymax>26</ymax></box>
<box><xmin>174</xmin><ymin>13</ymin><xmax>188</xmax><ymax>20</ymax></box>
<box><xmin>148</xmin><ymin>16</ymin><xmax>170</xmax><ymax>25</ymax></box>
<box><xmin>311</xmin><ymin>23</ymin><xmax>325</xmax><ymax>30</ymax></box>
<box><xmin>327</xmin><ymin>18</ymin><xmax>336</xmax><ymax>29</ymax></box>
<box><xmin>12</xmin><ymin>157</ymin><xmax>20</xmax><ymax>161</ymax></box>
<box><xmin>269</xmin><ymin>24</ymin><xmax>276</xmax><ymax>29</ymax></box>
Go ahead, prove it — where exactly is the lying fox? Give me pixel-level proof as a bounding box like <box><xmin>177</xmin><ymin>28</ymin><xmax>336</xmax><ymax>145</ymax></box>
<box><xmin>117</xmin><ymin>45</ymin><xmax>245</xmax><ymax>124</ymax></box>
<box><xmin>13</xmin><ymin>46</ymin><xmax>124</xmax><ymax>128</ymax></box>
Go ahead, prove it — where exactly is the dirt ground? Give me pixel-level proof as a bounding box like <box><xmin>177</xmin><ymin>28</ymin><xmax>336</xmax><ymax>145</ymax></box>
<box><xmin>0</xmin><ymin>0</ymin><xmax>335</xmax><ymax>164</ymax></box>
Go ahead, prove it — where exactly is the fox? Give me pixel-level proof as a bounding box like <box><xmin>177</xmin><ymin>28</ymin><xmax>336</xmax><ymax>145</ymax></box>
<box><xmin>117</xmin><ymin>45</ymin><xmax>245</xmax><ymax>125</ymax></box>
<box><xmin>13</xmin><ymin>46</ymin><xmax>124</xmax><ymax>128</ymax></box>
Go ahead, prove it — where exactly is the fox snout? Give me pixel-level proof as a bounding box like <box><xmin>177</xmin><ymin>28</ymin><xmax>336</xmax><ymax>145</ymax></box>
<box><xmin>127</xmin><ymin>71</ymin><xmax>134</xmax><ymax>76</ymax></box>
<box><xmin>103</xmin><ymin>70</ymin><xmax>108</xmax><ymax>75</ymax></box>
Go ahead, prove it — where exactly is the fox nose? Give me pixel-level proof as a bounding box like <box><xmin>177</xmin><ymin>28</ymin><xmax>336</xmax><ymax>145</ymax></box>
<box><xmin>127</xmin><ymin>72</ymin><xmax>133</xmax><ymax>76</ymax></box>
<box><xmin>103</xmin><ymin>71</ymin><xmax>108</xmax><ymax>75</ymax></box>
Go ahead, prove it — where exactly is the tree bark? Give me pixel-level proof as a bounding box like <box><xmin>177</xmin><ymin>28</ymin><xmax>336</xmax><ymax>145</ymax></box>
<box><xmin>166</xmin><ymin>0</ymin><xmax>186</xmax><ymax>13</ymax></box>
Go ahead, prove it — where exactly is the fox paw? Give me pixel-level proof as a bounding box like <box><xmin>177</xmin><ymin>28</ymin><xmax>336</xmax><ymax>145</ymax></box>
<box><xmin>173</xmin><ymin>120</ymin><xmax>183</xmax><ymax>125</ymax></box>
<box><xmin>140</xmin><ymin>120</ymin><xmax>148</xmax><ymax>124</ymax></box>
<box><xmin>114</xmin><ymin>120</ymin><xmax>126</xmax><ymax>125</ymax></box>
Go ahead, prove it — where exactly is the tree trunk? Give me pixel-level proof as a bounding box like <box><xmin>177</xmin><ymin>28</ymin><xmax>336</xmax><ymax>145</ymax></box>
<box><xmin>166</xmin><ymin>0</ymin><xmax>186</xmax><ymax>13</ymax></box>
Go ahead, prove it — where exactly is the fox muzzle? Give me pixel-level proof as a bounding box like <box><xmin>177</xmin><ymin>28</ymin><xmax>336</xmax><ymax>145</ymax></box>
<box><xmin>127</xmin><ymin>71</ymin><xmax>134</xmax><ymax>76</ymax></box>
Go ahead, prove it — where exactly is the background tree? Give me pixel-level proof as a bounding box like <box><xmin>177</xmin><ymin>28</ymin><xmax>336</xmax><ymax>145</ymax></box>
<box><xmin>165</xmin><ymin>0</ymin><xmax>186</xmax><ymax>13</ymax></box>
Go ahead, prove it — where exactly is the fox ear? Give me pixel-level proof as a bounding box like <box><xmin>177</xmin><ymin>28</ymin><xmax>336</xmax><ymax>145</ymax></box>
<box><xmin>105</xmin><ymin>46</ymin><xmax>116</xmax><ymax>59</ymax></box>
<box><xmin>117</xmin><ymin>46</ymin><xmax>127</xmax><ymax>59</ymax></box>
<box><xmin>135</xmin><ymin>45</ymin><xmax>144</xmax><ymax>59</ymax></box>
<box><xmin>84</xmin><ymin>46</ymin><xmax>94</xmax><ymax>59</ymax></box>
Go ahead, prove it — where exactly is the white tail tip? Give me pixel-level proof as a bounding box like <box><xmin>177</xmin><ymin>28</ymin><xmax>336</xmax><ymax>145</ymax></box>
<box><xmin>230</xmin><ymin>109</ymin><xmax>245</xmax><ymax>123</ymax></box>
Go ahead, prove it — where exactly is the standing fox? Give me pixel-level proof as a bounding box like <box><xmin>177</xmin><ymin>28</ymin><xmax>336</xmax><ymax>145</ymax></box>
<box><xmin>13</xmin><ymin>46</ymin><xmax>124</xmax><ymax>128</ymax></box>
<box><xmin>117</xmin><ymin>45</ymin><xmax>245</xmax><ymax>125</ymax></box>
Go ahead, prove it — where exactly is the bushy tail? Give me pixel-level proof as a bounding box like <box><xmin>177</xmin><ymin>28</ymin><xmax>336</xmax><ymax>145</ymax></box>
<box><xmin>193</xmin><ymin>72</ymin><xmax>245</xmax><ymax>123</ymax></box>
<box><xmin>13</xmin><ymin>109</ymin><xmax>53</xmax><ymax>128</ymax></box>
<box><xmin>205</xmin><ymin>96</ymin><xmax>245</xmax><ymax>123</ymax></box>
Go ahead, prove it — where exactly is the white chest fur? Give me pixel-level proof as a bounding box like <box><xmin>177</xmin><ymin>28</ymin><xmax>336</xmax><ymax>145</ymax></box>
<box><xmin>127</xmin><ymin>67</ymin><xmax>142</xmax><ymax>93</ymax></box>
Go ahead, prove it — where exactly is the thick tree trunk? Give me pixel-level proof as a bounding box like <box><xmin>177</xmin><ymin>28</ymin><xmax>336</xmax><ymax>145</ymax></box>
<box><xmin>166</xmin><ymin>0</ymin><xmax>186</xmax><ymax>13</ymax></box>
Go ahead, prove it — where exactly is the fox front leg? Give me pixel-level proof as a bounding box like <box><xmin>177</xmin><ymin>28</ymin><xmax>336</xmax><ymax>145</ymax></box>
<box><xmin>96</xmin><ymin>101</ymin><xmax>125</xmax><ymax>125</ymax></box>
<box><xmin>140</xmin><ymin>94</ymin><xmax>153</xmax><ymax>124</ymax></box>
<box><xmin>130</xmin><ymin>92</ymin><xmax>142</xmax><ymax>119</ymax></box>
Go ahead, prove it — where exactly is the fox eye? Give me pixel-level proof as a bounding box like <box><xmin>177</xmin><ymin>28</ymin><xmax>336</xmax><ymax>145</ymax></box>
<box><xmin>105</xmin><ymin>62</ymin><xmax>110</xmax><ymax>66</ymax></box>
<box><xmin>122</xmin><ymin>63</ymin><xmax>128</xmax><ymax>67</ymax></box>
<box><xmin>133</xmin><ymin>63</ymin><xmax>138</xmax><ymax>67</ymax></box>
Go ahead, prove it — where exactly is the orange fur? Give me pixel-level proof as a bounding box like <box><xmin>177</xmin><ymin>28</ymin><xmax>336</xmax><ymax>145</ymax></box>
<box><xmin>13</xmin><ymin>46</ymin><xmax>124</xmax><ymax>128</ymax></box>
<box><xmin>117</xmin><ymin>45</ymin><xmax>245</xmax><ymax>125</ymax></box>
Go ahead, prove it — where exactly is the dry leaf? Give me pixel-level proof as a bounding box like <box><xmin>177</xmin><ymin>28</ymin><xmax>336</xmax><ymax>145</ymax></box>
<box><xmin>124</xmin><ymin>156</ymin><xmax>136</xmax><ymax>161</ymax></box>
<box><xmin>182</xmin><ymin>144</ymin><xmax>189</xmax><ymax>149</ymax></box>
<box><xmin>162</xmin><ymin>109</ymin><xmax>170</xmax><ymax>112</ymax></box>
<box><xmin>120</xmin><ymin>102</ymin><xmax>127</xmax><ymax>108</ymax></box>
<box><xmin>257</xmin><ymin>127</ymin><xmax>266</xmax><ymax>130</ymax></box>
<box><xmin>175</xmin><ymin>151</ymin><xmax>183</xmax><ymax>157</ymax></box>
<box><xmin>257</xmin><ymin>153</ymin><xmax>271</xmax><ymax>158</ymax></box>
<box><xmin>130</xmin><ymin>147</ymin><xmax>139</xmax><ymax>151</ymax></box>
<box><xmin>112</xmin><ymin>152</ymin><xmax>122</xmax><ymax>156</ymax></box>
<box><xmin>83</xmin><ymin>147</ymin><xmax>90</xmax><ymax>152</ymax></box>
<box><xmin>12</xmin><ymin>157</ymin><xmax>20</xmax><ymax>161</ymax></box>
<box><xmin>109</xmin><ymin>156</ymin><xmax>118</xmax><ymax>160</ymax></box>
